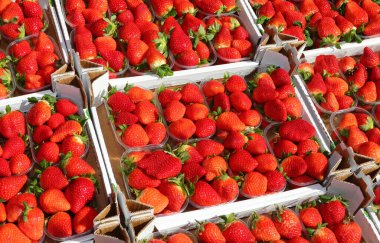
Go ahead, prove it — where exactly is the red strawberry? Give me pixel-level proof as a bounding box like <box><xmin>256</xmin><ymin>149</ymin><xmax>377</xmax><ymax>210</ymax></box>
<box><xmin>300</xmin><ymin>0</ymin><xmax>319</xmax><ymax>18</ymax></box>
<box><xmin>176</xmin><ymin>50</ymin><xmax>200</xmax><ymax>66</ymax></box>
<box><xmin>242</xmin><ymin>171</ymin><xmax>267</xmax><ymax>197</ymax></box>
<box><xmin>36</xmin><ymin>141</ymin><xmax>60</xmax><ymax>163</ymax></box>
<box><xmin>272</xmin><ymin>208</ymin><xmax>302</xmax><ymax>239</ymax></box>
<box><xmin>202</xmin><ymin>156</ymin><xmax>228</xmax><ymax>181</ymax></box>
<box><xmin>158</xmin><ymin>88</ymin><xmax>182</xmax><ymax>107</ymax></box>
<box><xmin>158</xmin><ymin>174</ymin><xmax>188</xmax><ymax>212</ymax></box>
<box><xmin>314</xmin><ymin>55</ymin><xmax>340</xmax><ymax>77</ymax></box>
<box><xmin>169</xmin><ymin>27</ymin><xmax>192</xmax><ymax>55</ymax></box>
<box><xmin>47</xmin><ymin>113</ymin><xmax>65</xmax><ymax>130</ymax></box>
<box><xmin>138</xmin><ymin>150</ymin><xmax>182</xmax><ymax>179</ymax></box>
<box><xmin>2</xmin><ymin>136</ymin><xmax>26</xmax><ymax>159</ymax></box>
<box><xmin>267</xmin><ymin>12</ymin><xmax>287</xmax><ymax>32</ymax></box>
<box><xmin>9</xmin><ymin>40</ymin><xmax>31</xmax><ymax>58</ymax></box>
<box><xmin>220</xmin><ymin>214</ymin><xmax>255</xmax><ymax>242</ymax></box>
<box><xmin>211</xmin><ymin>173</ymin><xmax>239</xmax><ymax>202</ymax></box>
<box><xmin>297</xmin><ymin>139</ymin><xmax>320</xmax><ymax>157</ymax></box>
<box><xmin>18</xmin><ymin>202</ymin><xmax>44</xmax><ymax>241</ymax></box>
<box><xmin>252</xmin><ymin>84</ymin><xmax>279</xmax><ymax>103</ymax></box>
<box><xmin>217</xmin><ymin>47</ymin><xmax>242</xmax><ymax>60</ymax></box>
<box><xmin>273</xmin><ymin>139</ymin><xmax>298</xmax><ymax>158</ymax></box>
<box><xmin>0</xmin><ymin>223</ymin><xmax>31</xmax><ymax>242</ymax></box>
<box><xmin>230</xmin><ymin>92</ymin><xmax>252</xmax><ymax>111</ymax></box>
<box><xmin>281</xmin><ymin>156</ymin><xmax>307</xmax><ymax>178</ymax></box>
<box><xmin>202</xmin><ymin>80</ymin><xmax>225</xmax><ymax>97</ymax></box>
<box><xmin>181</xmin><ymin>161</ymin><xmax>206</xmax><ymax>182</ymax></box>
<box><xmin>233</xmin><ymin>26</ymin><xmax>249</xmax><ymax>40</ymax></box>
<box><xmin>0</xmin><ymin>158</ymin><xmax>11</xmax><ymax>177</ymax></box>
<box><xmin>180</xmin><ymin>83</ymin><xmax>204</xmax><ymax>104</ymax></box>
<box><xmin>309</xmin><ymin>224</ymin><xmax>338</xmax><ymax>242</ymax></box>
<box><xmin>47</xmin><ymin>212</ymin><xmax>73</xmax><ymax>238</ymax></box>
<box><xmin>213</xmin><ymin>93</ymin><xmax>231</xmax><ymax>111</ymax></box>
<box><xmin>126</xmin><ymin>39</ymin><xmax>149</xmax><ymax>66</ymax></box>
<box><xmin>255</xmin><ymin>153</ymin><xmax>277</xmax><ymax>173</ymax></box>
<box><xmin>32</xmin><ymin>125</ymin><xmax>53</xmax><ymax>144</ymax></box>
<box><xmin>334</xmin><ymin>220</ymin><xmax>362</xmax><ymax>243</ymax></box>
<box><xmin>198</xmin><ymin>0</ymin><xmax>225</xmax><ymax>14</ymax></box>
<box><xmin>40</xmin><ymin>166</ymin><xmax>69</xmax><ymax>190</ymax></box>
<box><xmin>360</xmin><ymin>47</ymin><xmax>379</xmax><ymax>68</ymax></box>
<box><xmin>305</xmin><ymin>152</ymin><xmax>328</xmax><ymax>180</ymax></box>
<box><xmin>16</xmin><ymin>51</ymin><xmax>38</xmax><ymax>75</ymax></box>
<box><xmin>169</xmin><ymin>118</ymin><xmax>196</xmax><ymax>140</ymax></box>
<box><xmin>264</xmin><ymin>99</ymin><xmax>287</xmax><ymax>122</ymax></box>
<box><xmin>121</xmin><ymin>124</ymin><xmax>149</xmax><ymax>147</ymax></box>
<box><xmin>0</xmin><ymin>108</ymin><xmax>25</xmax><ymax>139</ymax></box>
<box><xmin>258</xmin><ymin>1</ymin><xmax>275</xmax><ymax>24</ymax></box>
<box><xmin>344</xmin><ymin>1</ymin><xmax>368</xmax><ymax>27</ymax></box>
<box><xmin>65</xmin><ymin>177</ymin><xmax>95</xmax><ymax>213</ymax></box>
<box><xmin>39</xmin><ymin>188</ymin><xmax>71</xmax><ymax>214</ymax></box>
<box><xmin>28</xmin><ymin>99</ymin><xmax>52</xmax><ymax>126</ymax></box>
<box><xmin>0</xmin><ymin>175</ymin><xmax>27</xmax><ymax>201</ymax></box>
<box><xmin>73</xmin><ymin>206</ymin><xmax>98</xmax><ymax>234</ymax></box>
<box><xmin>0</xmin><ymin>23</ymin><xmax>25</xmax><ymax>40</ymax></box>
<box><xmin>229</xmin><ymin>149</ymin><xmax>258</xmax><ymax>173</ymax></box>
<box><xmin>250</xmin><ymin>213</ymin><xmax>280</xmax><ymax>241</ymax></box>
<box><xmin>61</xmin><ymin>156</ymin><xmax>95</xmax><ymax>178</ymax></box>
<box><xmin>318</xmin><ymin>196</ymin><xmax>347</xmax><ymax>226</ymax></box>
<box><xmin>300</xmin><ymin>206</ymin><xmax>322</xmax><ymax>228</ymax></box>
<box><xmin>196</xmin><ymin>139</ymin><xmax>224</xmax><ymax>157</ymax></box>
<box><xmin>197</xmin><ymin>222</ymin><xmax>226</xmax><ymax>243</ymax></box>
<box><xmin>265</xmin><ymin>170</ymin><xmax>286</xmax><ymax>192</ymax></box>
<box><xmin>191</xmin><ymin>181</ymin><xmax>222</xmax><ymax>206</ymax></box>
<box><xmin>277</xmin><ymin>85</ymin><xmax>296</xmax><ymax>103</ymax></box>
<box><xmin>216</xmin><ymin>112</ymin><xmax>245</xmax><ymax>132</ymax></box>
<box><xmin>9</xmin><ymin>154</ymin><xmax>31</xmax><ymax>175</ymax></box>
<box><xmin>279</xmin><ymin>119</ymin><xmax>316</xmax><ymax>142</ymax></box>
<box><xmin>195</xmin><ymin>41</ymin><xmax>210</xmax><ymax>61</ymax></box>
<box><xmin>1</xmin><ymin>2</ymin><xmax>24</xmax><ymax>24</ymax></box>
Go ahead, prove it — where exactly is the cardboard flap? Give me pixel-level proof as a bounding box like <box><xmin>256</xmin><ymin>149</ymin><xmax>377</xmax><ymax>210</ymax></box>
<box><xmin>94</xmin><ymin>221</ymin><xmax>130</xmax><ymax>243</ymax></box>
<box><xmin>257</xmin><ymin>49</ymin><xmax>290</xmax><ymax>71</ymax></box>
<box><xmin>85</xmin><ymin>70</ymin><xmax>109</xmax><ymax>107</ymax></box>
<box><xmin>52</xmin><ymin>74</ymin><xmax>88</xmax><ymax>110</ymax></box>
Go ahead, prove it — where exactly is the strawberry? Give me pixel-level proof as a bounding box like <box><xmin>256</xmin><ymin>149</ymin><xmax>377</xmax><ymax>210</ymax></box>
<box><xmin>267</xmin><ymin>12</ymin><xmax>287</xmax><ymax>32</ymax></box>
<box><xmin>181</xmin><ymin>14</ymin><xmax>205</xmax><ymax>34</ymax></box>
<box><xmin>55</xmin><ymin>99</ymin><xmax>77</xmax><ymax>118</ymax></box>
<box><xmin>197</xmin><ymin>222</ymin><xmax>226</xmax><ymax>243</ymax></box>
<box><xmin>126</xmin><ymin>86</ymin><xmax>154</xmax><ymax>103</ymax></box>
<box><xmin>23</xmin><ymin>17</ymin><xmax>44</xmax><ymax>35</ymax></box>
<box><xmin>9</xmin><ymin>154</ymin><xmax>31</xmax><ymax>175</ymax></box>
<box><xmin>16</xmin><ymin>50</ymin><xmax>38</xmax><ymax>74</ymax></box>
<box><xmin>242</xmin><ymin>171</ymin><xmax>267</xmax><ymax>197</ymax></box>
<box><xmin>27</xmin><ymin>99</ymin><xmax>52</xmax><ymax>126</ymax></box>
<box><xmin>334</xmin><ymin>220</ymin><xmax>362</xmax><ymax>243</ymax></box>
<box><xmin>195</xmin><ymin>41</ymin><xmax>210</xmax><ymax>61</ymax></box>
<box><xmin>61</xmin><ymin>156</ymin><xmax>95</xmax><ymax>178</ymax></box>
<box><xmin>298</xmin><ymin>63</ymin><xmax>314</xmax><ymax>82</ymax></box>
<box><xmin>371</xmin><ymin>67</ymin><xmax>380</xmax><ymax>81</ymax></box>
<box><xmin>344</xmin><ymin>1</ymin><xmax>368</xmax><ymax>27</ymax></box>
<box><xmin>134</xmin><ymin>101</ymin><xmax>158</xmax><ymax>125</ymax></box>
<box><xmin>121</xmin><ymin>124</ymin><xmax>149</xmax><ymax>147</ymax></box>
<box><xmin>279</xmin><ymin>119</ymin><xmax>316</xmax><ymax>142</ymax></box>
<box><xmin>284</xmin><ymin>10</ymin><xmax>306</xmax><ymax>29</ymax></box>
<box><xmin>127</xmin><ymin>167</ymin><xmax>161</xmax><ymax>190</ymax></box>
<box><xmin>325</xmin><ymin>77</ymin><xmax>348</xmax><ymax>97</ymax></box>
<box><xmin>60</xmin><ymin>135</ymin><xmax>87</xmax><ymax>157</ymax></box>
<box><xmin>1</xmin><ymin>2</ymin><xmax>24</xmax><ymax>24</ymax></box>
<box><xmin>336</xmin><ymin>95</ymin><xmax>354</xmax><ymax>109</ymax></box>
<box><xmin>18</xmin><ymin>202</ymin><xmax>44</xmax><ymax>241</ymax></box>
<box><xmin>161</xmin><ymin>16</ymin><xmax>181</xmax><ymax>34</ymax></box>
<box><xmin>118</xmin><ymin>22</ymin><xmax>141</xmax><ymax>43</ymax></box>
<box><xmin>2</xmin><ymin>136</ymin><xmax>25</xmax><ymax>159</ymax></box>
<box><xmin>0</xmin><ymin>23</ymin><xmax>25</xmax><ymax>40</ymax></box>
<box><xmin>272</xmin><ymin>207</ymin><xmax>302</xmax><ymax>239</ymax></box>
<box><xmin>146</xmin><ymin>49</ymin><xmax>173</xmax><ymax>78</ymax></box>
<box><xmin>0</xmin><ymin>107</ymin><xmax>25</xmax><ymax>138</ymax></box>
<box><xmin>65</xmin><ymin>177</ymin><xmax>95</xmax><ymax>213</ymax></box>
<box><xmin>203</xmin><ymin>80</ymin><xmax>225</xmax><ymax>97</ymax></box>
<box><xmin>180</xmin><ymin>83</ymin><xmax>204</xmax><ymax>104</ymax></box>
<box><xmin>300</xmin><ymin>0</ymin><xmax>319</xmax><ymax>18</ymax></box>
<box><xmin>320</xmin><ymin>92</ymin><xmax>339</xmax><ymax>112</ymax></box>
<box><xmin>231</xmin><ymin>40</ymin><xmax>253</xmax><ymax>57</ymax></box>
<box><xmin>196</xmin><ymin>139</ymin><xmax>224</xmax><ymax>157</ymax></box>
<box><xmin>305</xmin><ymin>152</ymin><xmax>328</xmax><ymax>180</ymax></box>
<box><xmin>0</xmin><ymin>203</ymin><xmax>5</xmax><ymax>222</ymax></box>
<box><xmin>252</xmin><ymin>84</ymin><xmax>279</xmax><ymax>103</ymax></box>
<box><xmin>176</xmin><ymin>50</ymin><xmax>200</xmax><ymax>66</ymax></box>
<box><xmin>264</xmin><ymin>99</ymin><xmax>287</xmax><ymax>122</ymax></box>
<box><xmin>24</xmin><ymin>74</ymin><xmax>44</xmax><ymax>90</ymax></box>
<box><xmin>314</xmin><ymin>0</ymin><xmax>338</xmax><ymax>17</ymax></box>
<box><xmin>357</xmin><ymin>141</ymin><xmax>380</xmax><ymax>162</ymax></box>
<box><xmin>39</xmin><ymin>189</ymin><xmax>71</xmax><ymax>214</ymax></box>
<box><xmin>202</xmin><ymin>155</ymin><xmax>228</xmax><ymax>181</ymax></box>
<box><xmin>185</xmin><ymin>103</ymin><xmax>209</xmax><ymax>121</ymax></box>
<box><xmin>273</xmin><ymin>139</ymin><xmax>298</xmax><ymax>158</ymax></box>
<box><xmin>40</xmin><ymin>166</ymin><xmax>69</xmax><ymax>190</ymax></box>
<box><xmin>282</xmin><ymin>26</ymin><xmax>305</xmax><ymax>41</ymax></box>
<box><xmin>220</xmin><ymin>214</ymin><xmax>255</xmax><ymax>242</ymax></box>
<box><xmin>6</xmin><ymin>193</ymin><xmax>36</xmax><ymax>223</ymax></box>
<box><xmin>0</xmin><ymin>175</ymin><xmax>27</xmax><ymax>201</ymax></box>
<box><xmin>362</xmin><ymin>0</ymin><xmax>380</xmax><ymax>18</ymax></box>
<box><xmin>9</xmin><ymin>40</ymin><xmax>31</xmax><ymax>59</ymax></box>
<box><xmin>0</xmin><ymin>223</ymin><xmax>31</xmax><ymax>242</ymax></box>
<box><xmin>297</xmin><ymin>139</ymin><xmax>320</xmax><ymax>157</ymax></box>
<box><xmin>300</xmin><ymin>206</ymin><xmax>322</xmax><ymax>228</ymax></box>
<box><xmin>367</xmin><ymin>128</ymin><xmax>380</xmax><ymax>144</ymax></box>
<box><xmin>230</xmin><ymin>92</ymin><xmax>252</xmax><ymax>111</ymax></box>
<box><xmin>88</xmin><ymin>0</ymin><xmax>108</xmax><ymax>13</ymax></box>
<box><xmin>32</xmin><ymin>125</ymin><xmax>53</xmax><ymax>144</ymax></box>
<box><xmin>216</xmin><ymin>112</ymin><xmax>245</xmax><ymax>132</ymax></box>
<box><xmin>274</xmin><ymin>1</ymin><xmax>297</xmax><ymax>13</ymax></box>
<box><xmin>255</xmin><ymin>153</ymin><xmax>277</xmax><ymax>173</ymax></box>
<box><xmin>217</xmin><ymin>47</ymin><xmax>242</xmax><ymax>60</ymax></box>
<box><xmin>198</xmin><ymin>0</ymin><xmax>225</xmax><ymax>14</ymax></box>
<box><xmin>233</xmin><ymin>26</ymin><xmax>249</xmax><ymax>40</ymax></box>
<box><xmin>65</xmin><ymin>0</ymin><xmax>85</xmax><ymax>12</ymax></box>
<box><xmin>181</xmin><ymin>161</ymin><xmax>206</xmax><ymax>182</ymax></box>
<box><xmin>36</xmin><ymin>65</ymin><xmax>56</xmax><ymax>85</ymax></box>
<box><xmin>138</xmin><ymin>150</ymin><xmax>182</xmax><ymax>179</ymax></box>
<box><xmin>318</xmin><ymin>196</ymin><xmax>347</xmax><ymax>226</ymax></box>
<box><xmin>50</xmin><ymin>120</ymin><xmax>82</xmax><ymax>143</ymax></box>
<box><xmin>225</xmin><ymin>75</ymin><xmax>246</xmax><ymax>92</ymax></box>
<box><xmin>164</xmin><ymin>101</ymin><xmax>186</xmax><ymax>122</ymax></box>
<box><xmin>360</xmin><ymin>47</ymin><xmax>379</xmax><ymax>68</ymax></box>
<box><xmin>356</xmin><ymin>113</ymin><xmax>375</xmax><ymax>132</ymax></box>
<box><xmin>283</xmin><ymin>97</ymin><xmax>302</xmax><ymax>119</ymax></box>
<box><xmin>36</xmin><ymin>141</ymin><xmax>60</xmax><ymax>163</ymax></box>
<box><xmin>158</xmin><ymin>88</ymin><xmax>182</xmax><ymax>107</ymax></box>
<box><xmin>346</xmin><ymin>125</ymin><xmax>368</xmax><ymax>151</ymax></box>
<box><xmin>169</xmin><ymin>118</ymin><xmax>196</xmax><ymax>140</ymax></box>
<box><xmin>309</xmin><ymin>224</ymin><xmax>338</xmax><ymax>242</ymax></box>
<box><xmin>229</xmin><ymin>149</ymin><xmax>258</xmax><ymax>173</ymax></box>
<box><xmin>213</xmin><ymin>93</ymin><xmax>231</xmax><ymax>111</ymax></box>
<box><xmin>47</xmin><ymin>212</ymin><xmax>72</xmax><ymax>238</ymax></box>
<box><xmin>167</xmin><ymin>233</ymin><xmax>193</xmax><ymax>243</ymax></box>
<box><xmin>211</xmin><ymin>173</ymin><xmax>239</xmax><ymax>202</ymax></box>
<box><xmin>72</xmin><ymin>206</ymin><xmax>97</xmax><ymax>234</ymax></box>
<box><xmin>258</xmin><ymin>1</ymin><xmax>275</xmax><ymax>24</ymax></box>
<box><xmin>250</xmin><ymin>213</ymin><xmax>280</xmax><ymax>241</ymax></box>
<box><xmin>158</xmin><ymin>174</ymin><xmax>188</xmax><ymax>212</ymax></box>
<box><xmin>145</xmin><ymin>122</ymin><xmax>166</xmax><ymax>145</ymax></box>
<box><xmin>94</xmin><ymin>36</ymin><xmax>117</xmax><ymax>52</ymax></box>
<box><xmin>0</xmin><ymin>158</ymin><xmax>11</xmax><ymax>177</ymax></box>
<box><xmin>314</xmin><ymin>55</ymin><xmax>340</xmax><ymax>77</ymax></box>
<box><xmin>169</xmin><ymin>27</ymin><xmax>192</xmax><ymax>55</ymax></box>
<box><xmin>237</xmin><ymin>110</ymin><xmax>260</xmax><ymax>127</ymax></box>
<box><xmin>109</xmin><ymin>0</ymin><xmax>128</xmax><ymax>13</ymax></box>
<box><xmin>134</xmin><ymin>3</ymin><xmax>153</xmax><ymax>24</ymax></box>
<box><xmin>265</xmin><ymin>170</ymin><xmax>286</xmax><ymax>192</ymax></box>
<box><xmin>347</xmin><ymin>63</ymin><xmax>367</xmax><ymax>92</ymax></box>
<box><xmin>126</xmin><ymin>39</ymin><xmax>149</xmax><ymax>66</ymax></box>
<box><xmin>191</xmin><ymin>180</ymin><xmax>222</xmax><ymax>206</ymax></box>
<box><xmin>137</xmin><ymin>187</ymin><xmax>169</xmax><ymax>214</ymax></box>
<box><xmin>281</xmin><ymin>156</ymin><xmax>307</xmax><ymax>178</ymax></box>
<box><xmin>335</xmin><ymin>15</ymin><xmax>361</xmax><ymax>43</ymax></box>
<box><xmin>317</xmin><ymin>17</ymin><xmax>341</xmax><ymax>47</ymax></box>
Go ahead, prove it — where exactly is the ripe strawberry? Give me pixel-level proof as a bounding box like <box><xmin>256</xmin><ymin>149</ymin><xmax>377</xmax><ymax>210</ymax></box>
<box><xmin>164</xmin><ymin>101</ymin><xmax>186</xmax><ymax>122</ymax></box>
<box><xmin>0</xmin><ymin>203</ymin><xmax>5</xmax><ymax>222</ymax></box>
<box><xmin>325</xmin><ymin>76</ymin><xmax>348</xmax><ymax>97</ymax></box>
<box><xmin>47</xmin><ymin>212</ymin><xmax>73</xmax><ymax>238</ymax></box>
<box><xmin>0</xmin><ymin>23</ymin><xmax>25</xmax><ymax>40</ymax></box>
<box><xmin>39</xmin><ymin>189</ymin><xmax>71</xmax><ymax>214</ymax></box>
<box><xmin>2</xmin><ymin>136</ymin><xmax>26</xmax><ymax>159</ymax></box>
<box><xmin>40</xmin><ymin>166</ymin><xmax>69</xmax><ymax>190</ymax></box>
<box><xmin>158</xmin><ymin>175</ymin><xmax>188</xmax><ymax>212</ymax></box>
<box><xmin>229</xmin><ymin>149</ymin><xmax>258</xmax><ymax>173</ymax></box>
<box><xmin>367</xmin><ymin>128</ymin><xmax>380</xmax><ymax>144</ymax></box>
<box><xmin>126</xmin><ymin>86</ymin><xmax>154</xmax><ymax>103</ymax></box>
<box><xmin>345</xmin><ymin>1</ymin><xmax>368</xmax><ymax>27</ymax></box>
<box><xmin>1</xmin><ymin>2</ymin><xmax>24</xmax><ymax>24</ymax></box>
<box><xmin>161</xmin><ymin>16</ymin><xmax>181</xmax><ymax>34</ymax></box>
<box><xmin>158</xmin><ymin>88</ymin><xmax>182</xmax><ymax>107</ymax></box>
<box><xmin>258</xmin><ymin>1</ymin><xmax>275</xmax><ymax>24</ymax></box>
<box><xmin>283</xmin><ymin>97</ymin><xmax>302</xmax><ymax>119</ymax></box>
<box><xmin>281</xmin><ymin>156</ymin><xmax>307</xmax><ymax>178</ymax></box>
<box><xmin>138</xmin><ymin>150</ymin><xmax>182</xmax><ymax>179</ymax></box>
<box><xmin>197</xmin><ymin>222</ymin><xmax>226</xmax><ymax>243</ymax></box>
<box><xmin>181</xmin><ymin>14</ymin><xmax>206</xmax><ymax>34</ymax></box>
<box><xmin>9</xmin><ymin>154</ymin><xmax>31</xmax><ymax>175</ymax></box>
<box><xmin>272</xmin><ymin>207</ymin><xmax>302</xmax><ymax>239</ymax></box>
<box><xmin>61</xmin><ymin>156</ymin><xmax>95</xmax><ymax>178</ymax></box>
<box><xmin>211</xmin><ymin>173</ymin><xmax>239</xmax><ymax>202</ymax></box>
<box><xmin>252</xmin><ymin>84</ymin><xmax>279</xmax><ymax>103</ymax></box>
<box><xmin>18</xmin><ymin>202</ymin><xmax>44</xmax><ymax>241</ymax></box>
<box><xmin>203</xmin><ymin>80</ymin><xmax>225</xmax><ymax>97</ymax></box>
<box><xmin>145</xmin><ymin>122</ymin><xmax>166</xmax><ymax>145</ymax></box>
<box><xmin>10</xmin><ymin>40</ymin><xmax>31</xmax><ymax>59</ymax></box>
<box><xmin>134</xmin><ymin>101</ymin><xmax>158</xmax><ymax>125</ymax></box>
<box><xmin>196</xmin><ymin>139</ymin><xmax>224</xmax><ymax>157</ymax></box>
<box><xmin>137</xmin><ymin>187</ymin><xmax>169</xmax><ymax>214</ymax></box>
<box><xmin>250</xmin><ymin>213</ymin><xmax>280</xmax><ymax>241</ymax></box>
<box><xmin>126</xmin><ymin>39</ymin><xmax>149</xmax><ymax>66</ymax></box>
<box><xmin>16</xmin><ymin>50</ymin><xmax>38</xmax><ymax>75</ymax></box>
<box><xmin>23</xmin><ymin>17</ymin><xmax>44</xmax><ymax>35</ymax></box>
<box><xmin>320</xmin><ymin>92</ymin><xmax>339</xmax><ymax>112</ymax></box>
<box><xmin>347</xmin><ymin>126</ymin><xmax>368</xmax><ymax>151</ymax></box>
<box><xmin>220</xmin><ymin>214</ymin><xmax>255</xmax><ymax>242</ymax></box>
<box><xmin>265</xmin><ymin>170</ymin><xmax>286</xmax><ymax>192</ymax></box>
<box><xmin>216</xmin><ymin>112</ymin><xmax>245</xmax><ymax>132</ymax></box>
<box><xmin>334</xmin><ymin>220</ymin><xmax>362</xmax><ymax>243</ymax></box>
<box><xmin>6</xmin><ymin>193</ymin><xmax>36</xmax><ymax>223</ymax></box>
<box><xmin>32</xmin><ymin>125</ymin><xmax>53</xmax><ymax>144</ymax></box>
<box><xmin>300</xmin><ymin>0</ymin><xmax>319</xmax><ymax>18</ymax></box>
<box><xmin>297</xmin><ymin>139</ymin><xmax>320</xmax><ymax>157</ymax></box>
<box><xmin>50</xmin><ymin>120</ymin><xmax>82</xmax><ymax>143</ymax></box>
<box><xmin>357</xmin><ymin>141</ymin><xmax>380</xmax><ymax>162</ymax></box>
<box><xmin>336</xmin><ymin>95</ymin><xmax>354</xmax><ymax>109</ymax></box>
<box><xmin>60</xmin><ymin>135</ymin><xmax>86</xmax><ymax>157</ymax></box>
<box><xmin>146</xmin><ymin>48</ymin><xmax>173</xmax><ymax>78</ymax></box>
<box><xmin>202</xmin><ymin>155</ymin><xmax>228</xmax><ymax>181</ymax></box>
<box><xmin>360</xmin><ymin>47</ymin><xmax>379</xmax><ymax>68</ymax></box>
<box><xmin>314</xmin><ymin>55</ymin><xmax>340</xmax><ymax>77</ymax></box>
<box><xmin>318</xmin><ymin>196</ymin><xmax>346</xmax><ymax>226</ymax></box>
<box><xmin>309</xmin><ymin>224</ymin><xmax>338</xmax><ymax>242</ymax></box>
<box><xmin>238</xmin><ymin>110</ymin><xmax>261</xmax><ymax>127</ymax></box>
<box><xmin>273</xmin><ymin>139</ymin><xmax>298</xmax><ymax>158</ymax></box>
<box><xmin>191</xmin><ymin>180</ymin><xmax>222</xmax><ymax>206</ymax></box>
<box><xmin>267</xmin><ymin>12</ymin><xmax>287</xmax><ymax>32</ymax></box>
<box><xmin>169</xmin><ymin>118</ymin><xmax>196</xmax><ymax>140</ymax></box>
<box><xmin>0</xmin><ymin>223</ymin><xmax>31</xmax><ymax>242</ymax></box>
<box><xmin>27</xmin><ymin>99</ymin><xmax>52</xmax><ymax>126</ymax></box>
<box><xmin>0</xmin><ymin>108</ymin><xmax>25</xmax><ymax>139</ymax></box>
<box><xmin>167</xmin><ymin>233</ymin><xmax>193</xmax><ymax>243</ymax></box>
<box><xmin>264</xmin><ymin>99</ymin><xmax>287</xmax><ymax>122</ymax></box>
<box><xmin>300</xmin><ymin>206</ymin><xmax>322</xmax><ymax>228</ymax></box>
<box><xmin>36</xmin><ymin>141</ymin><xmax>59</xmax><ymax>163</ymax></box>
<box><xmin>72</xmin><ymin>206</ymin><xmax>97</xmax><ymax>234</ymax></box>
<box><xmin>282</xmin><ymin>26</ymin><xmax>305</xmax><ymax>41</ymax></box>
<box><xmin>195</xmin><ymin>41</ymin><xmax>210</xmax><ymax>61</ymax></box>
<box><xmin>213</xmin><ymin>93</ymin><xmax>231</xmax><ymax>111</ymax></box>
<box><xmin>185</xmin><ymin>103</ymin><xmax>209</xmax><ymax>121</ymax></box>
<box><xmin>230</xmin><ymin>92</ymin><xmax>252</xmax><ymax>111</ymax></box>
<box><xmin>169</xmin><ymin>27</ymin><xmax>192</xmax><ymax>55</ymax></box>
<box><xmin>65</xmin><ymin>177</ymin><xmax>95</xmax><ymax>213</ymax></box>
<box><xmin>176</xmin><ymin>49</ymin><xmax>200</xmax><ymax>67</ymax></box>
<box><xmin>121</xmin><ymin>124</ymin><xmax>149</xmax><ymax>147</ymax></box>
<box><xmin>279</xmin><ymin>119</ymin><xmax>316</xmax><ymax>142</ymax></box>
<box><xmin>181</xmin><ymin>161</ymin><xmax>206</xmax><ymax>182</ymax></box>
<box><xmin>127</xmin><ymin>167</ymin><xmax>160</xmax><ymax>190</ymax></box>
<box><xmin>217</xmin><ymin>47</ymin><xmax>242</xmax><ymax>60</ymax></box>
<box><xmin>242</xmin><ymin>171</ymin><xmax>267</xmax><ymax>197</ymax></box>
<box><xmin>0</xmin><ymin>175</ymin><xmax>27</xmax><ymax>201</ymax></box>
<box><xmin>0</xmin><ymin>158</ymin><xmax>11</xmax><ymax>177</ymax></box>
<box><xmin>180</xmin><ymin>83</ymin><xmax>204</xmax><ymax>104</ymax></box>
<box><xmin>255</xmin><ymin>153</ymin><xmax>277</xmax><ymax>173</ymax></box>
<box><xmin>305</xmin><ymin>152</ymin><xmax>328</xmax><ymax>180</ymax></box>
<box><xmin>231</xmin><ymin>40</ymin><xmax>253</xmax><ymax>57</ymax></box>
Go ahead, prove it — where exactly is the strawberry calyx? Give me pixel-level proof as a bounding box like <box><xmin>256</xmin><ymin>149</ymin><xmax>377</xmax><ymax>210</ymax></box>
<box><xmin>250</xmin><ymin>212</ymin><xmax>260</xmax><ymax>229</ymax></box>
<box><xmin>320</xmin><ymin>35</ymin><xmax>341</xmax><ymax>49</ymax></box>
<box><xmin>307</xmin><ymin>223</ymin><xmax>328</xmax><ymax>236</ymax></box>
<box><xmin>266</xmin><ymin>65</ymin><xmax>278</xmax><ymax>74</ymax></box>
<box><xmin>154</xmin><ymin>64</ymin><xmax>173</xmax><ymax>78</ymax></box>
<box><xmin>103</xmin><ymin>16</ymin><xmax>118</xmax><ymax>38</ymax></box>
<box><xmin>206</xmin><ymin>22</ymin><xmax>221</xmax><ymax>40</ymax></box>
<box><xmin>271</xmin><ymin>205</ymin><xmax>285</xmax><ymax>222</ymax></box>
<box><xmin>154</xmin><ymin>32</ymin><xmax>169</xmax><ymax>57</ymax></box>
<box><xmin>219</xmin><ymin>213</ymin><xmax>236</xmax><ymax>230</ymax></box>
<box><xmin>298</xmin><ymin>69</ymin><xmax>312</xmax><ymax>82</ymax></box>
<box><xmin>278</xmin><ymin>166</ymin><xmax>290</xmax><ymax>180</ymax></box>
<box><xmin>59</xmin><ymin>152</ymin><xmax>73</xmax><ymax>172</ymax></box>
<box><xmin>342</xmin><ymin>29</ymin><xmax>362</xmax><ymax>43</ymax></box>
<box><xmin>296</xmin><ymin>200</ymin><xmax>317</xmax><ymax>210</ymax></box>
<box><xmin>162</xmin><ymin>8</ymin><xmax>177</xmax><ymax>19</ymax></box>
<box><xmin>167</xmin><ymin>173</ymin><xmax>192</xmax><ymax>196</ymax></box>
<box><xmin>167</xmin><ymin>144</ymin><xmax>190</xmax><ymax>164</ymax></box>
<box><xmin>257</xmin><ymin>16</ymin><xmax>270</xmax><ymax>25</ymax></box>
<box><xmin>318</xmin><ymin>195</ymin><xmax>349</xmax><ymax>207</ymax></box>
<box><xmin>121</xmin><ymin>155</ymin><xmax>137</xmax><ymax>176</ymax></box>
<box><xmin>21</xmin><ymin>201</ymin><xmax>31</xmax><ymax>222</ymax></box>
<box><xmin>313</xmin><ymin>93</ymin><xmax>326</xmax><ymax>103</ymax></box>
<box><xmin>17</xmin><ymin>24</ymin><xmax>25</xmax><ymax>39</ymax></box>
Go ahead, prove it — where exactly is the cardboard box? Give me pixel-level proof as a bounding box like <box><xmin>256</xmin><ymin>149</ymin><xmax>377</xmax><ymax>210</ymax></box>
<box><xmin>0</xmin><ymin>73</ymin><xmax>112</xmax><ymax>242</ymax></box>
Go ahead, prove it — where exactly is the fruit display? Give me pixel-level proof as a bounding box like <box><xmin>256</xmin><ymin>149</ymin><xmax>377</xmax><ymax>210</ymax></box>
<box><xmin>298</xmin><ymin>55</ymin><xmax>357</xmax><ymax>114</ymax></box>
<box><xmin>265</xmin><ymin>119</ymin><xmax>329</xmax><ymax>187</ymax></box>
<box><xmin>330</xmin><ymin>107</ymin><xmax>380</xmax><ymax>162</ymax></box>
<box><xmin>7</xmin><ymin>32</ymin><xmax>64</xmax><ymax>93</ymax></box>
<box><xmin>106</xmin><ymin>85</ymin><xmax>168</xmax><ymax>149</ymax></box>
<box><xmin>249</xmin><ymin>66</ymin><xmax>303</xmax><ymax>122</ymax></box>
<box><xmin>0</xmin><ymin>0</ymin><xmax>48</xmax><ymax>41</ymax></box>
<box><xmin>63</xmin><ymin>0</ymin><xmax>109</xmax><ymax>28</ymax></box>
<box><xmin>0</xmin><ymin>50</ymin><xmax>14</xmax><ymax>99</ymax></box>
<box><xmin>206</xmin><ymin>15</ymin><xmax>255</xmax><ymax>62</ymax></box>
<box><xmin>249</xmin><ymin>0</ymin><xmax>380</xmax><ymax>49</ymax></box>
